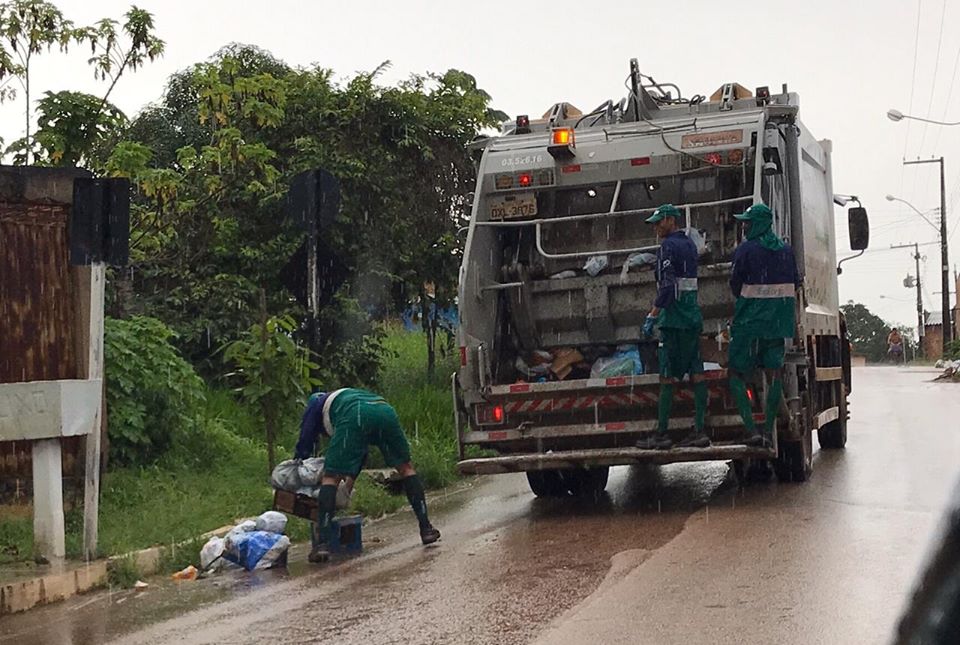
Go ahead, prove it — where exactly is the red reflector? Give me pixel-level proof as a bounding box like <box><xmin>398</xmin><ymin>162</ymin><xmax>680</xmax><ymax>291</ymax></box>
<box><xmin>630</xmin><ymin>157</ymin><xmax>651</xmax><ymax>166</ymax></box>
<box><xmin>605</xmin><ymin>422</ymin><xmax>626</xmax><ymax>431</ymax></box>
<box><xmin>459</xmin><ymin>346</ymin><xmax>467</xmax><ymax>366</ymax></box>
<box><xmin>493</xmin><ymin>405</ymin><xmax>504</xmax><ymax>422</ymax></box>
<box><xmin>510</xmin><ymin>384</ymin><xmax>531</xmax><ymax>393</ymax></box>
<box><xmin>488</xmin><ymin>431</ymin><xmax>508</xmax><ymax>441</ymax></box>
<box><xmin>518</xmin><ymin>173</ymin><xmax>532</xmax><ymax>187</ymax></box>
<box><xmin>606</xmin><ymin>377</ymin><xmax>627</xmax><ymax>387</ymax></box>
<box><xmin>561</xmin><ymin>164</ymin><xmax>581</xmax><ymax>174</ymax></box>
<box><xmin>704</xmin><ymin>152</ymin><xmax>723</xmax><ymax>165</ymax></box>
<box><xmin>747</xmin><ymin>388</ymin><xmax>755</xmax><ymax>403</ymax></box>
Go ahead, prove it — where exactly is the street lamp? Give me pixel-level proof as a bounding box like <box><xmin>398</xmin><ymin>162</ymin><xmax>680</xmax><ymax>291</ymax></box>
<box><xmin>887</xmin><ymin>108</ymin><xmax>960</xmax><ymax>126</ymax></box>
<box><xmin>885</xmin><ymin>194</ymin><xmax>940</xmax><ymax>233</ymax></box>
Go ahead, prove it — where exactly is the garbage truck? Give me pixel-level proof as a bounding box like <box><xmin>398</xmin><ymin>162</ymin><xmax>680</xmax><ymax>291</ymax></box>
<box><xmin>453</xmin><ymin>60</ymin><xmax>869</xmax><ymax>495</ymax></box>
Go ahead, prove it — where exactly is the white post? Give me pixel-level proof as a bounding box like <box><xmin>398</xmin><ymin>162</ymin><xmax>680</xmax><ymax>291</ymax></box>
<box><xmin>32</xmin><ymin>438</ymin><xmax>66</xmax><ymax>560</ymax></box>
<box><xmin>81</xmin><ymin>264</ymin><xmax>106</xmax><ymax>560</ymax></box>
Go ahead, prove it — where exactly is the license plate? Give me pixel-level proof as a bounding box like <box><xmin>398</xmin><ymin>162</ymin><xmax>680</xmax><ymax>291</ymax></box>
<box><xmin>489</xmin><ymin>193</ymin><xmax>538</xmax><ymax>220</ymax></box>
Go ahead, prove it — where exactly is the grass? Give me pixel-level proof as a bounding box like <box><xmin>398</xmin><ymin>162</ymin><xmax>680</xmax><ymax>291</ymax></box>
<box><xmin>379</xmin><ymin>326</ymin><xmax>460</xmax><ymax>489</ymax></box>
<box><xmin>0</xmin><ymin>326</ymin><xmax>460</xmax><ymax>573</ymax></box>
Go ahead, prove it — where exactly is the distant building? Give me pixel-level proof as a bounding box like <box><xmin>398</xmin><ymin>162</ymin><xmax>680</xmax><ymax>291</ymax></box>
<box><xmin>923</xmin><ymin>311</ymin><xmax>945</xmax><ymax>359</ymax></box>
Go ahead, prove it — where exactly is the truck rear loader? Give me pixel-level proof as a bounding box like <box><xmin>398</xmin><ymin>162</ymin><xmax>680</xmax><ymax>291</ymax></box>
<box><xmin>453</xmin><ymin>61</ymin><xmax>869</xmax><ymax>496</ymax></box>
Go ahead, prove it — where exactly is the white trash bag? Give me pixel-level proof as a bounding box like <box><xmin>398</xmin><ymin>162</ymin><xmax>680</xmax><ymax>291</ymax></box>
<box><xmin>620</xmin><ymin>252</ymin><xmax>657</xmax><ymax>280</ymax></box>
<box><xmin>336</xmin><ymin>480</ymin><xmax>354</xmax><ymax>510</ymax></box>
<box><xmin>255</xmin><ymin>510</ymin><xmax>288</xmax><ymax>534</ymax></box>
<box><xmin>583</xmin><ymin>255</ymin><xmax>609</xmax><ymax>277</ymax></box>
<box><xmin>297</xmin><ymin>457</ymin><xmax>325</xmax><ymax>486</ymax></box>
<box><xmin>200</xmin><ymin>536</ymin><xmax>225</xmax><ymax>571</ymax></box>
<box><xmin>271</xmin><ymin>459</ymin><xmax>301</xmax><ymax>491</ymax></box>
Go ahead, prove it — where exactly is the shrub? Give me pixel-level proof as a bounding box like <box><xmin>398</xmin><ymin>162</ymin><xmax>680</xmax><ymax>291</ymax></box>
<box><xmin>104</xmin><ymin>316</ymin><xmax>205</xmax><ymax>466</ymax></box>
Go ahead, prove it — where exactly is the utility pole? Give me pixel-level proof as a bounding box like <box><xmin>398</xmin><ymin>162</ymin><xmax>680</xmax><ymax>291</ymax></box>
<box><xmin>892</xmin><ymin>242</ymin><xmax>925</xmax><ymax>355</ymax></box>
<box><xmin>903</xmin><ymin>157</ymin><xmax>952</xmax><ymax>352</ymax></box>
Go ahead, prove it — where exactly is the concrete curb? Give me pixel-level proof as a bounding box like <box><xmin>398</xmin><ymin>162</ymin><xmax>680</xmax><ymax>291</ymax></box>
<box><xmin>0</xmin><ymin>523</ymin><xmax>235</xmax><ymax>617</ymax></box>
<box><xmin>0</xmin><ymin>560</ymin><xmax>108</xmax><ymax>615</ymax></box>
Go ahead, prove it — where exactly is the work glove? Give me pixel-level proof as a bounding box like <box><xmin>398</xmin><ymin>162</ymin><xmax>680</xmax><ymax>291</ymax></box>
<box><xmin>642</xmin><ymin>315</ymin><xmax>657</xmax><ymax>338</ymax></box>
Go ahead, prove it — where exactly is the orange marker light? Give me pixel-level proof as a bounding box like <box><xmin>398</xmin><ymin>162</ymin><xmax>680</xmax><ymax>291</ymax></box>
<box><xmin>552</xmin><ymin>127</ymin><xmax>574</xmax><ymax>146</ymax></box>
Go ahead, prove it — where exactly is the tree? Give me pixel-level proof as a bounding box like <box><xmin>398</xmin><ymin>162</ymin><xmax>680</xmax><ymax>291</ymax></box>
<box><xmin>0</xmin><ymin>0</ymin><xmax>84</xmax><ymax>162</ymax></box>
<box><xmin>841</xmin><ymin>301</ymin><xmax>917</xmax><ymax>362</ymax></box>
<box><xmin>28</xmin><ymin>90</ymin><xmax>126</xmax><ymax>166</ymax></box>
<box><xmin>0</xmin><ymin>2</ymin><xmax>163</xmax><ymax>164</ymax></box>
<box><xmin>105</xmin><ymin>46</ymin><xmax>503</xmax><ymax>385</ymax></box>
<box><xmin>222</xmin><ymin>310</ymin><xmax>319</xmax><ymax>474</ymax></box>
<box><xmin>86</xmin><ymin>6</ymin><xmax>164</xmax><ymax>113</ymax></box>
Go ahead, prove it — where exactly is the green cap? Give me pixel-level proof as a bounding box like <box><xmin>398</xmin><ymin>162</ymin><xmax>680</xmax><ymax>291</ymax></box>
<box><xmin>734</xmin><ymin>203</ymin><xmax>773</xmax><ymax>221</ymax></box>
<box><xmin>645</xmin><ymin>203</ymin><xmax>681</xmax><ymax>223</ymax></box>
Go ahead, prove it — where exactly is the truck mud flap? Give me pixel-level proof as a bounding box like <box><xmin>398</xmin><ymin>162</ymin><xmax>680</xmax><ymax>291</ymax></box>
<box><xmin>458</xmin><ymin>444</ymin><xmax>777</xmax><ymax>475</ymax></box>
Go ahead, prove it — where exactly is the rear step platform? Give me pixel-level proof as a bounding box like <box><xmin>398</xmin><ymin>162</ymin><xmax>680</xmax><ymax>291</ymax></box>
<box><xmin>458</xmin><ymin>442</ymin><xmax>777</xmax><ymax>475</ymax></box>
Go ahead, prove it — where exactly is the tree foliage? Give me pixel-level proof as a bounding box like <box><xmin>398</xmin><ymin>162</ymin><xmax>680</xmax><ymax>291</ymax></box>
<box><xmin>841</xmin><ymin>301</ymin><xmax>917</xmax><ymax>362</ymax></box>
<box><xmin>107</xmin><ymin>45</ymin><xmax>503</xmax><ymax>380</ymax></box>
<box><xmin>0</xmin><ymin>1</ymin><xmax>163</xmax><ymax>162</ymax></box>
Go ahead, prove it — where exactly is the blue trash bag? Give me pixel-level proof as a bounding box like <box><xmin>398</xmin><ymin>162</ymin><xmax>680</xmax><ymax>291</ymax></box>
<box><xmin>590</xmin><ymin>346</ymin><xmax>643</xmax><ymax>378</ymax></box>
<box><xmin>223</xmin><ymin>530</ymin><xmax>287</xmax><ymax>571</ymax></box>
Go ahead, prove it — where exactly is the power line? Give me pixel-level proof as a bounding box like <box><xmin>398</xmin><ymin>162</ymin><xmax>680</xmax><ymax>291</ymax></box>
<box><xmin>903</xmin><ymin>0</ymin><xmax>924</xmax><ymax>159</ymax></box>
<box><xmin>928</xmin><ymin>10</ymin><xmax>960</xmax><ymax>155</ymax></box>
<box><xmin>916</xmin><ymin>0</ymin><xmax>948</xmax><ymax>155</ymax></box>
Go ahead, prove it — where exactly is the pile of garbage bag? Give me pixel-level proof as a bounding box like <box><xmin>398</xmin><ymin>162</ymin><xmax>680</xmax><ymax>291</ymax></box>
<box><xmin>934</xmin><ymin>359</ymin><xmax>960</xmax><ymax>381</ymax></box>
<box><xmin>198</xmin><ymin>510</ymin><xmax>291</xmax><ymax>574</ymax></box>
<box><xmin>515</xmin><ymin>344</ymin><xmax>644</xmax><ymax>382</ymax></box>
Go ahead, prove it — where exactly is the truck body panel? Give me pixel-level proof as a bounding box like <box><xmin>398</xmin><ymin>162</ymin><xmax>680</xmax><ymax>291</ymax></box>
<box><xmin>453</xmin><ymin>70</ymin><xmax>854</xmax><ymax>481</ymax></box>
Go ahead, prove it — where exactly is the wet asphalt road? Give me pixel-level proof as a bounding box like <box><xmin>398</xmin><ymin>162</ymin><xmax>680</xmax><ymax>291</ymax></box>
<box><xmin>2</xmin><ymin>366</ymin><xmax>958</xmax><ymax>645</ymax></box>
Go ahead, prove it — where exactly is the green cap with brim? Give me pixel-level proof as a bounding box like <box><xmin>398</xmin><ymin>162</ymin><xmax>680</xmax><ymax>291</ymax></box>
<box><xmin>734</xmin><ymin>203</ymin><xmax>773</xmax><ymax>221</ymax></box>
<box><xmin>645</xmin><ymin>203</ymin><xmax>681</xmax><ymax>223</ymax></box>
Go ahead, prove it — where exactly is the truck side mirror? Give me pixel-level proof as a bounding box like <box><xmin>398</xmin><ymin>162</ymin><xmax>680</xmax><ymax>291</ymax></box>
<box><xmin>848</xmin><ymin>207</ymin><xmax>869</xmax><ymax>250</ymax></box>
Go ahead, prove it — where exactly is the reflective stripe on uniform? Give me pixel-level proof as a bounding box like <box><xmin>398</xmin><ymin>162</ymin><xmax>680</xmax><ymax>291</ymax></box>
<box><xmin>677</xmin><ymin>277</ymin><xmax>698</xmax><ymax>291</ymax></box>
<box><xmin>741</xmin><ymin>283</ymin><xmax>795</xmax><ymax>299</ymax></box>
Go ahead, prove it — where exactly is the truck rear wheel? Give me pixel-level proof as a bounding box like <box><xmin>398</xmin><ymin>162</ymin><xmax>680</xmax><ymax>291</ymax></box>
<box><xmin>526</xmin><ymin>467</ymin><xmax>610</xmax><ymax>497</ymax></box>
<box><xmin>774</xmin><ymin>429</ymin><xmax>813</xmax><ymax>483</ymax></box>
<box><xmin>564</xmin><ymin>467</ymin><xmax>610</xmax><ymax>496</ymax></box>
<box><xmin>527</xmin><ymin>470</ymin><xmax>566</xmax><ymax>497</ymax></box>
<box><xmin>817</xmin><ymin>384</ymin><xmax>848</xmax><ymax>449</ymax></box>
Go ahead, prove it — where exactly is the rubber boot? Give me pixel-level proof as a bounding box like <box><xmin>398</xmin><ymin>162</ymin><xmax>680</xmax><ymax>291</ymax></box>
<box><xmin>654</xmin><ymin>383</ymin><xmax>675</xmax><ymax>449</ymax></box>
<box><xmin>730</xmin><ymin>375</ymin><xmax>761</xmax><ymax>446</ymax></box>
<box><xmin>763</xmin><ymin>378</ymin><xmax>783</xmax><ymax>440</ymax></box>
<box><xmin>308</xmin><ymin>484</ymin><xmax>337</xmax><ymax>563</ymax></box>
<box><xmin>693</xmin><ymin>380</ymin><xmax>708</xmax><ymax>432</ymax></box>
<box><xmin>403</xmin><ymin>475</ymin><xmax>440</xmax><ymax>544</ymax></box>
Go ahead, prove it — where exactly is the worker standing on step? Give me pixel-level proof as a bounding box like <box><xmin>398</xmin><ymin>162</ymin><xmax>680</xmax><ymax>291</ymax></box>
<box><xmin>728</xmin><ymin>203</ymin><xmax>800</xmax><ymax>448</ymax></box>
<box><xmin>295</xmin><ymin>389</ymin><xmax>441</xmax><ymax>563</ymax></box>
<box><xmin>637</xmin><ymin>204</ymin><xmax>710</xmax><ymax>450</ymax></box>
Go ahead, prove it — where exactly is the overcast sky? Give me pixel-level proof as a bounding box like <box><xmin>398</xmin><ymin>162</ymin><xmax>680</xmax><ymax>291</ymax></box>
<box><xmin>3</xmin><ymin>0</ymin><xmax>958</xmax><ymax>331</ymax></box>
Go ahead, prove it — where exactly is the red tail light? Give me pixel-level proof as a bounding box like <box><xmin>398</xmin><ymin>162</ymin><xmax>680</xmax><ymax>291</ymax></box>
<box><xmin>630</xmin><ymin>157</ymin><xmax>651</xmax><ymax>166</ymax></box>
<box><xmin>518</xmin><ymin>172</ymin><xmax>533</xmax><ymax>187</ymax></box>
<box><xmin>561</xmin><ymin>164</ymin><xmax>582</xmax><ymax>174</ymax></box>
<box><xmin>459</xmin><ymin>346</ymin><xmax>467</xmax><ymax>366</ymax></box>
<box><xmin>476</xmin><ymin>404</ymin><xmax>507</xmax><ymax>426</ymax></box>
<box><xmin>704</xmin><ymin>152</ymin><xmax>723</xmax><ymax>165</ymax></box>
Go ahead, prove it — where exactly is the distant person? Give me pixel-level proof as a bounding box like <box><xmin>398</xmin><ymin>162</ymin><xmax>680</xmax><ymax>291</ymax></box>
<box><xmin>637</xmin><ymin>203</ymin><xmax>710</xmax><ymax>450</ymax></box>
<box><xmin>728</xmin><ymin>203</ymin><xmax>800</xmax><ymax>448</ymax></box>
<box><xmin>887</xmin><ymin>328</ymin><xmax>904</xmax><ymax>364</ymax></box>
<box><xmin>295</xmin><ymin>389</ymin><xmax>441</xmax><ymax>563</ymax></box>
